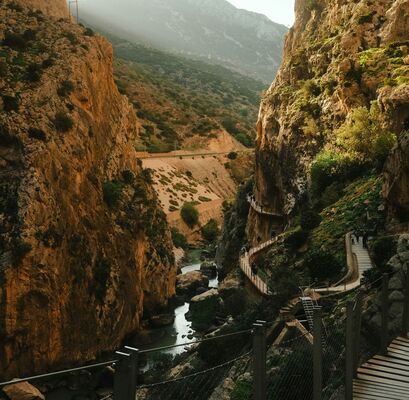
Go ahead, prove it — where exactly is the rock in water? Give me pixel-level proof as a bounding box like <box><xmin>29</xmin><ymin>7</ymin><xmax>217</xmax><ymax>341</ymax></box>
<box><xmin>3</xmin><ymin>382</ymin><xmax>45</xmax><ymax>400</ymax></box>
<box><xmin>176</xmin><ymin>271</ymin><xmax>209</xmax><ymax>297</ymax></box>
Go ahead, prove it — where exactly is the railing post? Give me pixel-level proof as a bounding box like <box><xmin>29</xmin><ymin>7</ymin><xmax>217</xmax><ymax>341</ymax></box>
<box><xmin>345</xmin><ymin>300</ymin><xmax>354</xmax><ymax>400</ymax></box>
<box><xmin>353</xmin><ymin>291</ymin><xmax>363</xmax><ymax>376</ymax></box>
<box><xmin>380</xmin><ymin>273</ymin><xmax>389</xmax><ymax>355</ymax></box>
<box><xmin>114</xmin><ymin>351</ymin><xmax>134</xmax><ymax>400</ymax></box>
<box><xmin>253</xmin><ymin>322</ymin><xmax>267</xmax><ymax>400</ymax></box>
<box><xmin>124</xmin><ymin>346</ymin><xmax>139</xmax><ymax>400</ymax></box>
<box><xmin>401</xmin><ymin>269</ymin><xmax>409</xmax><ymax>337</ymax></box>
<box><xmin>313</xmin><ymin>307</ymin><xmax>322</xmax><ymax>400</ymax></box>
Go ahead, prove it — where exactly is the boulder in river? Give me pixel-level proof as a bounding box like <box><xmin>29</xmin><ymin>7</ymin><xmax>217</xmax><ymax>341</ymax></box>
<box><xmin>3</xmin><ymin>382</ymin><xmax>45</xmax><ymax>400</ymax></box>
<box><xmin>176</xmin><ymin>271</ymin><xmax>209</xmax><ymax>297</ymax></box>
<box><xmin>189</xmin><ymin>289</ymin><xmax>220</xmax><ymax>331</ymax></box>
<box><xmin>200</xmin><ymin>261</ymin><xmax>217</xmax><ymax>278</ymax></box>
<box><xmin>218</xmin><ymin>277</ymin><xmax>241</xmax><ymax>299</ymax></box>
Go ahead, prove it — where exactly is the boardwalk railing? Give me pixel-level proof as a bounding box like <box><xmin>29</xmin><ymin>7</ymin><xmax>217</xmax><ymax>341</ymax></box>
<box><xmin>0</xmin><ymin>325</ymin><xmax>262</xmax><ymax>400</ymax></box>
<box><xmin>247</xmin><ymin>194</ymin><xmax>283</xmax><ymax>218</ymax></box>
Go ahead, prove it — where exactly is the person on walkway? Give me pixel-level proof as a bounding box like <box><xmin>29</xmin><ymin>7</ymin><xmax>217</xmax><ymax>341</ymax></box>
<box><xmin>363</xmin><ymin>232</ymin><xmax>369</xmax><ymax>249</ymax></box>
<box><xmin>251</xmin><ymin>263</ymin><xmax>258</xmax><ymax>276</ymax></box>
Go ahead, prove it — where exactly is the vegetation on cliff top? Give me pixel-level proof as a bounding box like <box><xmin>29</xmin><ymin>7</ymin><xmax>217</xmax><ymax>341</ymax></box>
<box><xmin>104</xmin><ymin>33</ymin><xmax>264</xmax><ymax>150</ymax></box>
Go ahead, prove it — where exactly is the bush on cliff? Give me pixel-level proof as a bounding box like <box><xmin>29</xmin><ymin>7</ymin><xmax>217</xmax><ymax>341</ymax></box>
<box><xmin>300</xmin><ymin>210</ymin><xmax>322</xmax><ymax>230</ymax></box>
<box><xmin>103</xmin><ymin>181</ymin><xmax>123</xmax><ymax>208</ymax></box>
<box><xmin>171</xmin><ymin>227</ymin><xmax>188</xmax><ymax>249</ymax></box>
<box><xmin>54</xmin><ymin>112</ymin><xmax>74</xmax><ymax>132</ymax></box>
<box><xmin>304</xmin><ymin>247</ymin><xmax>343</xmax><ymax>282</ymax></box>
<box><xmin>201</xmin><ymin>219</ymin><xmax>220</xmax><ymax>243</ymax></box>
<box><xmin>181</xmin><ymin>203</ymin><xmax>199</xmax><ymax>228</ymax></box>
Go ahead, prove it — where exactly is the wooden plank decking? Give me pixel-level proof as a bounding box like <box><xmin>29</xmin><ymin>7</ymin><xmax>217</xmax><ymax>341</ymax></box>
<box><xmin>354</xmin><ymin>336</ymin><xmax>409</xmax><ymax>399</ymax></box>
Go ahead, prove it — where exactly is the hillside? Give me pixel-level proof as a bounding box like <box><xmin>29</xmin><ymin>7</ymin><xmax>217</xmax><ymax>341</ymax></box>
<box><xmin>247</xmin><ymin>0</ymin><xmax>409</xmax><ymax>244</ymax></box>
<box><xmin>80</xmin><ymin>0</ymin><xmax>288</xmax><ymax>83</ymax></box>
<box><xmin>0</xmin><ymin>0</ymin><xmax>176</xmax><ymax>378</ymax></box>
<box><xmin>105</xmin><ymin>34</ymin><xmax>265</xmax><ymax>152</ymax></box>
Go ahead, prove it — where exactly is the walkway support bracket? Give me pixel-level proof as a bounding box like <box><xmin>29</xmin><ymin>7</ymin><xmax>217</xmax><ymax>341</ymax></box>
<box><xmin>114</xmin><ymin>350</ymin><xmax>138</xmax><ymax>400</ymax></box>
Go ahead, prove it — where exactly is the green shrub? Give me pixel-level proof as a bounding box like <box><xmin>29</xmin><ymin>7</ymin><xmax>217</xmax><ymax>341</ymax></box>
<box><xmin>102</xmin><ymin>181</ymin><xmax>123</xmax><ymax>208</ymax></box>
<box><xmin>141</xmin><ymin>168</ymin><xmax>154</xmax><ymax>184</ymax></box>
<box><xmin>304</xmin><ymin>247</ymin><xmax>343</xmax><ymax>282</ymax></box>
<box><xmin>64</xmin><ymin>32</ymin><xmax>79</xmax><ymax>45</ymax></box>
<box><xmin>23</xmin><ymin>29</ymin><xmax>37</xmax><ymax>41</ymax></box>
<box><xmin>54</xmin><ymin>112</ymin><xmax>74</xmax><ymax>132</ymax></box>
<box><xmin>370</xmin><ymin>236</ymin><xmax>397</xmax><ymax>270</ymax></box>
<box><xmin>0</xmin><ymin>61</ymin><xmax>8</xmax><ymax>77</ymax></box>
<box><xmin>300</xmin><ymin>210</ymin><xmax>322</xmax><ymax>230</ymax></box>
<box><xmin>57</xmin><ymin>80</ymin><xmax>75</xmax><ymax>97</ymax></box>
<box><xmin>284</xmin><ymin>230</ymin><xmax>309</xmax><ymax>250</ymax></box>
<box><xmin>201</xmin><ymin>219</ymin><xmax>220</xmax><ymax>242</ymax></box>
<box><xmin>41</xmin><ymin>58</ymin><xmax>55</xmax><ymax>69</ymax></box>
<box><xmin>231</xmin><ymin>380</ymin><xmax>252</xmax><ymax>400</ymax></box>
<box><xmin>181</xmin><ymin>203</ymin><xmax>199</xmax><ymax>228</ymax></box>
<box><xmin>26</xmin><ymin>63</ymin><xmax>42</xmax><ymax>82</ymax></box>
<box><xmin>84</xmin><ymin>27</ymin><xmax>95</xmax><ymax>37</ymax></box>
<box><xmin>227</xmin><ymin>151</ymin><xmax>238</xmax><ymax>160</ymax></box>
<box><xmin>2</xmin><ymin>95</ymin><xmax>19</xmax><ymax>112</ymax></box>
<box><xmin>121</xmin><ymin>169</ymin><xmax>135</xmax><ymax>184</ymax></box>
<box><xmin>171</xmin><ymin>227</ymin><xmax>188</xmax><ymax>249</ymax></box>
<box><xmin>28</xmin><ymin>127</ymin><xmax>47</xmax><ymax>141</ymax></box>
<box><xmin>3</xmin><ymin>31</ymin><xmax>26</xmax><ymax>49</ymax></box>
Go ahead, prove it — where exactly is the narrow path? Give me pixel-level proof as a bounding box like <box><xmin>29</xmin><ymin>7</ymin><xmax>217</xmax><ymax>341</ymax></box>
<box><xmin>246</xmin><ymin>194</ymin><xmax>283</xmax><ymax>218</ymax></box>
<box><xmin>137</xmin><ymin>149</ymin><xmax>254</xmax><ymax>160</ymax></box>
<box><xmin>314</xmin><ymin>235</ymin><xmax>373</xmax><ymax>294</ymax></box>
<box><xmin>239</xmin><ymin>236</ymin><xmax>281</xmax><ymax>296</ymax></box>
<box><xmin>354</xmin><ymin>336</ymin><xmax>409</xmax><ymax>399</ymax></box>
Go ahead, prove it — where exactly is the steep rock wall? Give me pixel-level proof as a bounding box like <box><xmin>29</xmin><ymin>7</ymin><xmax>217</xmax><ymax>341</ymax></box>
<box><xmin>0</xmin><ymin>1</ymin><xmax>176</xmax><ymax>378</ymax></box>
<box><xmin>249</xmin><ymin>0</ymin><xmax>409</xmax><ymax>243</ymax></box>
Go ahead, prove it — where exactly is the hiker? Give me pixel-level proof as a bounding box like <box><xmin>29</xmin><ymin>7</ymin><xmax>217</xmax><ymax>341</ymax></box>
<box><xmin>363</xmin><ymin>232</ymin><xmax>369</xmax><ymax>248</ymax></box>
<box><xmin>251</xmin><ymin>263</ymin><xmax>258</xmax><ymax>276</ymax></box>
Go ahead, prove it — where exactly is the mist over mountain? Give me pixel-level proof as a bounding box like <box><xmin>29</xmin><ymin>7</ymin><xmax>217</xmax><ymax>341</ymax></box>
<box><xmin>79</xmin><ymin>0</ymin><xmax>288</xmax><ymax>83</ymax></box>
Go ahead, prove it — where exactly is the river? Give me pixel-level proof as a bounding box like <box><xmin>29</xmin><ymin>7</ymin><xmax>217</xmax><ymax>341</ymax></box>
<box><xmin>132</xmin><ymin>252</ymin><xmax>218</xmax><ymax>370</ymax></box>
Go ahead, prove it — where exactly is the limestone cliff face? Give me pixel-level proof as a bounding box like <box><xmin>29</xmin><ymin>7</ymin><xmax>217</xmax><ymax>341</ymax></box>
<box><xmin>249</xmin><ymin>0</ymin><xmax>409</xmax><ymax>243</ymax></box>
<box><xmin>0</xmin><ymin>0</ymin><xmax>176</xmax><ymax>378</ymax></box>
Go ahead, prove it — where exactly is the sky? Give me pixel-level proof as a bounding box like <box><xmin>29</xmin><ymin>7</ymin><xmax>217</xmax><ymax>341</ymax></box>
<box><xmin>227</xmin><ymin>0</ymin><xmax>295</xmax><ymax>27</ymax></box>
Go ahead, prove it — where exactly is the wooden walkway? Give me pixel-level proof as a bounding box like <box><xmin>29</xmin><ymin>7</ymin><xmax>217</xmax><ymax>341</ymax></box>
<box><xmin>246</xmin><ymin>195</ymin><xmax>283</xmax><ymax>218</ymax></box>
<box><xmin>354</xmin><ymin>336</ymin><xmax>409</xmax><ymax>399</ymax></box>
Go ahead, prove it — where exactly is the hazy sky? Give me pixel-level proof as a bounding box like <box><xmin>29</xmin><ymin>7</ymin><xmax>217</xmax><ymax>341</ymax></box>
<box><xmin>227</xmin><ymin>0</ymin><xmax>295</xmax><ymax>26</ymax></box>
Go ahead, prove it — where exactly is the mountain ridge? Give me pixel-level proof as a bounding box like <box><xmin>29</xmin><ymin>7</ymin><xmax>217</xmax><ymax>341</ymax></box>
<box><xmin>79</xmin><ymin>0</ymin><xmax>288</xmax><ymax>83</ymax></box>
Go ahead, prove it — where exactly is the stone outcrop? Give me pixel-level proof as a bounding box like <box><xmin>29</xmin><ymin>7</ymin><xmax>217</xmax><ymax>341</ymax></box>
<box><xmin>363</xmin><ymin>234</ymin><xmax>409</xmax><ymax>337</ymax></box>
<box><xmin>383</xmin><ymin>132</ymin><xmax>409</xmax><ymax>230</ymax></box>
<box><xmin>3</xmin><ymin>382</ymin><xmax>45</xmax><ymax>400</ymax></box>
<box><xmin>249</xmin><ymin>0</ymin><xmax>409</xmax><ymax>243</ymax></box>
<box><xmin>176</xmin><ymin>271</ymin><xmax>209</xmax><ymax>297</ymax></box>
<box><xmin>0</xmin><ymin>0</ymin><xmax>176</xmax><ymax>379</ymax></box>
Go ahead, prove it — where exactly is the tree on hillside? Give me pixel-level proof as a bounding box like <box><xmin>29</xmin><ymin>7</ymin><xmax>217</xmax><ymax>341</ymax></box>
<box><xmin>181</xmin><ymin>203</ymin><xmax>199</xmax><ymax>228</ymax></box>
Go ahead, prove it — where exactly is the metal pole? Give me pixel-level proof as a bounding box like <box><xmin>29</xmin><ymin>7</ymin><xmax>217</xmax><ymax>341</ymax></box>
<box><xmin>124</xmin><ymin>346</ymin><xmax>139</xmax><ymax>400</ymax></box>
<box><xmin>380</xmin><ymin>273</ymin><xmax>389</xmax><ymax>355</ymax></box>
<box><xmin>345</xmin><ymin>300</ymin><xmax>354</xmax><ymax>400</ymax></box>
<box><xmin>402</xmin><ymin>270</ymin><xmax>409</xmax><ymax>337</ymax></box>
<box><xmin>313</xmin><ymin>307</ymin><xmax>322</xmax><ymax>400</ymax></box>
<box><xmin>253</xmin><ymin>322</ymin><xmax>267</xmax><ymax>400</ymax></box>
<box><xmin>353</xmin><ymin>291</ymin><xmax>363</xmax><ymax>376</ymax></box>
<box><xmin>113</xmin><ymin>351</ymin><xmax>133</xmax><ymax>400</ymax></box>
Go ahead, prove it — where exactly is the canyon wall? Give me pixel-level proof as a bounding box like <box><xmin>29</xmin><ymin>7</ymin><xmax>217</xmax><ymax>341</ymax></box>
<box><xmin>0</xmin><ymin>0</ymin><xmax>176</xmax><ymax>378</ymax></box>
<box><xmin>249</xmin><ymin>0</ymin><xmax>409</xmax><ymax>243</ymax></box>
